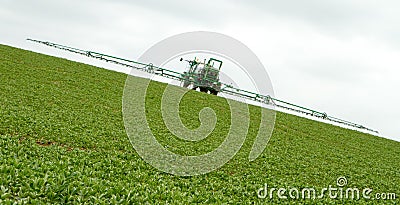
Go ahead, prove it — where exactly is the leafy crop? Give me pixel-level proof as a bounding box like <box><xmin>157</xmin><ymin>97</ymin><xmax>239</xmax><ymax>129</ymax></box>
<box><xmin>0</xmin><ymin>45</ymin><xmax>399</xmax><ymax>204</ymax></box>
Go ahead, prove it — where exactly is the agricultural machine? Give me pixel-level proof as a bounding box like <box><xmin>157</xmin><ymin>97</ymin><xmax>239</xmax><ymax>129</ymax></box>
<box><xmin>180</xmin><ymin>57</ymin><xmax>222</xmax><ymax>95</ymax></box>
<box><xmin>27</xmin><ymin>38</ymin><xmax>378</xmax><ymax>133</ymax></box>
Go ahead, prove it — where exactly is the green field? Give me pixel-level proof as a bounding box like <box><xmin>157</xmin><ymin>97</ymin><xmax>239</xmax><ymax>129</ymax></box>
<box><xmin>0</xmin><ymin>44</ymin><xmax>399</xmax><ymax>204</ymax></box>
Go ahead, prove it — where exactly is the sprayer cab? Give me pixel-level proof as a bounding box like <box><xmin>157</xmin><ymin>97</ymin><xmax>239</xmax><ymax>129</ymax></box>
<box><xmin>180</xmin><ymin>57</ymin><xmax>223</xmax><ymax>95</ymax></box>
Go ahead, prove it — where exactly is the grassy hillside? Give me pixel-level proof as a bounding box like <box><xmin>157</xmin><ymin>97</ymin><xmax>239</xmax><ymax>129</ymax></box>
<box><xmin>0</xmin><ymin>44</ymin><xmax>399</xmax><ymax>204</ymax></box>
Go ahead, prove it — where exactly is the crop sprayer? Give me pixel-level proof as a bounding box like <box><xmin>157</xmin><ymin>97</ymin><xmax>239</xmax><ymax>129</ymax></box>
<box><xmin>27</xmin><ymin>38</ymin><xmax>378</xmax><ymax>133</ymax></box>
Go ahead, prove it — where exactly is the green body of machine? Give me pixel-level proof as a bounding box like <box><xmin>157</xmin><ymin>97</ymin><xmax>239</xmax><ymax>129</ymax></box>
<box><xmin>180</xmin><ymin>57</ymin><xmax>223</xmax><ymax>95</ymax></box>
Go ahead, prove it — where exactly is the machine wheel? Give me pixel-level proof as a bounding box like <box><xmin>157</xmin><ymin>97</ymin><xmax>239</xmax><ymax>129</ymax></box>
<box><xmin>199</xmin><ymin>87</ymin><xmax>208</xmax><ymax>93</ymax></box>
<box><xmin>210</xmin><ymin>89</ymin><xmax>218</xmax><ymax>95</ymax></box>
<box><xmin>183</xmin><ymin>80</ymin><xmax>190</xmax><ymax>88</ymax></box>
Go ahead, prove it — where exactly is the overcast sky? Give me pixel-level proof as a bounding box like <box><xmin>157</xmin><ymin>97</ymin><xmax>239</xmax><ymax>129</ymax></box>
<box><xmin>1</xmin><ymin>0</ymin><xmax>399</xmax><ymax>142</ymax></box>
